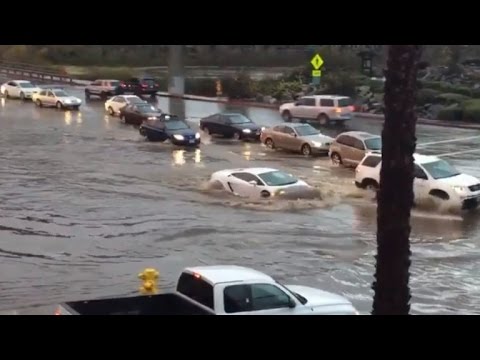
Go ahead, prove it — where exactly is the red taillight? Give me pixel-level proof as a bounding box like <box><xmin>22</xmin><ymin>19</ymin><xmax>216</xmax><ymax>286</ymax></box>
<box><xmin>120</xmin><ymin>83</ymin><xmax>126</xmax><ymax>88</ymax></box>
<box><xmin>54</xmin><ymin>307</ymin><xmax>62</xmax><ymax>315</ymax></box>
<box><xmin>193</xmin><ymin>273</ymin><xmax>201</xmax><ymax>279</ymax></box>
<box><xmin>141</xmin><ymin>84</ymin><xmax>148</xmax><ymax>88</ymax></box>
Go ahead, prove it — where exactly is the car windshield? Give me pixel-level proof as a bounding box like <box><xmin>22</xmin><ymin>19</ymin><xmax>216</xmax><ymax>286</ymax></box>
<box><xmin>295</xmin><ymin>125</ymin><xmax>320</xmax><ymax>137</ymax></box>
<box><xmin>227</xmin><ymin>114</ymin><xmax>252</xmax><ymax>124</ymax></box>
<box><xmin>165</xmin><ymin>120</ymin><xmax>189</xmax><ymax>131</ymax></box>
<box><xmin>137</xmin><ymin>105</ymin><xmax>158</xmax><ymax>113</ymax></box>
<box><xmin>337</xmin><ymin>98</ymin><xmax>353</xmax><ymax>107</ymax></box>
<box><xmin>53</xmin><ymin>90</ymin><xmax>68</xmax><ymax>97</ymax></box>
<box><xmin>19</xmin><ymin>82</ymin><xmax>34</xmax><ymax>88</ymax></box>
<box><xmin>364</xmin><ymin>137</ymin><xmax>382</xmax><ymax>150</ymax></box>
<box><xmin>422</xmin><ymin>160</ymin><xmax>461</xmax><ymax>180</ymax></box>
<box><xmin>258</xmin><ymin>171</ymin><xmax>298</xmax><ymax>186</ymax></box>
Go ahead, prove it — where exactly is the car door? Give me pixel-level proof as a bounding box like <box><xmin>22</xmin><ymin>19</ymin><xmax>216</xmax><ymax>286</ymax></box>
<box><xmin>292</xmin><ymin>97</ymin><xmax>308</xmax><ymax>118</ymax></box>
<box><xmin>112</xmin><ymin>97</ymin><xmax>126</xmax><ymax>113</ymax></box>
<box><xmin>46</xmin><ymin>91</ymin><xmax>56</xmax><ymax>106</ymax></box>
<box><xmin>303</xmin><ymin>97</ymin><xmax>317</xmax><ymax>119</ymax></box>
<box><xmin>228</xmin><ymin>172</ymin><xmax>261</xmax><ymax>197</ymax></box>
<box><xmin>339</xmin><ymin>135</ymin><xmax>357</xmax><ymax>166</ymax></box>
<box><xmin>413</xmin><ymin>164</ymin><xmax>430</xmax><ymax>201</ymax></box>
<box><xmin>271</xmin><ymin>125</ymin><xmax>288</xmax><ymax>148</ymax></box>
<box><xmin>217</xmin><ymin>115</ymin><xmax>233</xmax><ymax>136</ymax></box>
<box><xmin>36</xmin><ymin>90</ymin><xmax>47</xmax><ymax>104</ymax></box>
<box><xmin>9</xmin><ymin>82</ymin><xmax>20</xmax><ymax>97</ymax></box>
<box><xmin>282</xmin><ymin>126</ymin><xmax>300</xmax><ymax>151</ymax></box>
<box><xmin>122</xmin><ymin>105</ymin><xmax>134</xmax><ymax>123</ymax></box>
<box><xmin>350</xmin><ymin>138</ymin><xmax>367</xmax><ymax>165</ymax></box>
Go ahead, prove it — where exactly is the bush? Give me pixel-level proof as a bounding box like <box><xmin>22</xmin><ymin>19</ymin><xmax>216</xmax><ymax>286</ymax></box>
<box><xmin>185</xmin><ymin>78</ymin><xmax>216</xmax><ymax>97</ymax></box>
<box><xmin>437</xmin><ymin>105</ymin><xmax>463</xmax><ymax>121</ymax></box>
<box><xmin>74</xmin><ymin>66</ymin><xmax>135</xmax><ymax>81</ymax></box>
<box><xmin>322</xmin><ymin>71</ymin><xmax>358</xmax><ymax>97</ymax></box>
<box><xmin>417</xmin><ymin>88</ymin><xmax>440</xmax><ymax>105</ymax></box>
<box><xmin>462</xmin><ymin>99</ymin><xmax>480</xmax><ymax>122</ymax></box>
<box><xmin>435</xmin><ymin>93</ymin><xmax>471</xmax><ymax>105</ymax></box>
<box><xmin>421</xmin><ymin>81</ymin><xmax>473</xmax><ymax>97</ymax></box>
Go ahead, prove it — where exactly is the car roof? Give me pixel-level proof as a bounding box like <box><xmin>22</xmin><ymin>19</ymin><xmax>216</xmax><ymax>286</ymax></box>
<box><xmin>221</xmin><ymin>167</ymin><xmax>279</xmax><ymax>175</ymax></box>
<box><xmin>364</xmin><ymin>152</ymin><xmax>440</xmax><ymax>164</ymax></box>
<box><xmin>302</xmin><ymin>95</ymin><xmax>351</xmax><ymax>100</ymax></box>
<box><xmin>184</xmin><ymin>265</ymin><xmax>273</xmax><ymax>285</ymax></box>
<box><xmin>339</xmin><ymin>131</ymin><xmax>379</xmax><ymax>139</ymax></box>
<box><xmin>277</xmin><ymin>122</ymin><xmax>313</xmax><ymax>128</ymax></box>
<box><xmin>95</xmin><ymin>79</ymin><xmax>119</xmax><ymax>82</ymax></box>
<box><xmin>13</xmin><ymin>80</ymin><xmax>32</xmax><ymax>84</ymax></box>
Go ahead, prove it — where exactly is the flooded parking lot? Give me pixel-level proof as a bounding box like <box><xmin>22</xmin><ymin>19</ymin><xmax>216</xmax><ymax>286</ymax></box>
<box><xmin>1</xmin><ymin>88</ymin><xmax>480</xmax><ymax>314</ymax></box>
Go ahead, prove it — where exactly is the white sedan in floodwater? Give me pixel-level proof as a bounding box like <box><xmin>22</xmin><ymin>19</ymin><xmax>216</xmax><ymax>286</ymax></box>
<box><xmin>209</xmin><ymin>167</ymin><xmax>319</xmax><ymax>199</ymax></box>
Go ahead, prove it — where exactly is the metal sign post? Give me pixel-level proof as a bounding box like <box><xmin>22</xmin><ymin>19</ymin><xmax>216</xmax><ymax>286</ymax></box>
<box><xmin>310</xmin><ymin>54</ymin><xmax>324</xmax><ymax>88</ymax></box>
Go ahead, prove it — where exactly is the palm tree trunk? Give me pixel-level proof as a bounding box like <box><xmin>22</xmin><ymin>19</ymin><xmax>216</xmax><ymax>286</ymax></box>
<box><xmin>372</xmin><ymin>45</ymin><xmax>423</xmax><ymax>315</ymax></box>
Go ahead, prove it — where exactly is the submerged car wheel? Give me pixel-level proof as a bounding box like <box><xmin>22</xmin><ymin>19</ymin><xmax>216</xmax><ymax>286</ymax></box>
<box><xmin>301</xmin><ymin>144</ymin><xmax>312</xmax><ymax>156</ymax></box>
<box><xmin>108</xmin><ymin>107</ymin><xmax>114</xmax><ymax>116</ymax></box>
<box><xmin>232</xmin><ymin>132</ymin><xmax>241</xmax><ymax>140</ymax></box>
<box><xmin>264</xmin><ymin>138</ymin><xmax>275</xmax><ymax>149</ymax></box>
<box><xmin>330</xmin><ymin>152</ymin><xmax>342</xmax><ymax>166</ymax></box>
<box><xmin>282</xmin><ymin>110</ymin><xmax>292</xmax><ymax>122</ymax></box>
<box><xmin>20</xmin><ymin>92</ymin><xmax>25</xmax><ymax>101</ymax></box>
<box><xmin>260</xmin><ymin>190</ymin><xmax>271</xmax><ymax>198</ymax></box>
<box><xmin>36</xmin><ymin>99</ymin><xmax>42</xmax><ymax>107</ymax></box>
<box><xmin>56</xmin><ymin>101</ymin><xmax>63</xmax><ymax>110</ymax></box>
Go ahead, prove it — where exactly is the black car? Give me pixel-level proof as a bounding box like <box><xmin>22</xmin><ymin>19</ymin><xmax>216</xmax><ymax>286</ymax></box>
<box><xmin>121</xmin><ymin>77</ymin><xmax>160</xmax><ymax>96</ymax></box>
<box><xmin>119</xmin><ymin>103</ymin><xmax>162</xmax><ymax>126</ymax></box>
<box><xmin>199</xmin><ymin>113</ymin><xmax>263</xmax><ymax>140</ymax></box>
<box><xmin>139</xmin><ymin>115</ymin><xmax>201</xmax><ymax>146</ymax></box>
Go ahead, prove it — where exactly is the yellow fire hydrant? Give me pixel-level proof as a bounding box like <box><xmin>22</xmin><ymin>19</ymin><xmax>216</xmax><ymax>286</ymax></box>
<box><xmin>138</xmin><ymin>268</ymin><xmax>159</xmax><ymax>295</ymax></box>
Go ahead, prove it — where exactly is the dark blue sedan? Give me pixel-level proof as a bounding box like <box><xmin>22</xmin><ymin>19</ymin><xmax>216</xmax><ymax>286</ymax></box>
<box><xmin>139</xmin><ymin>116</ymin><xmax>201</xmax><ymax>146</ymax></box>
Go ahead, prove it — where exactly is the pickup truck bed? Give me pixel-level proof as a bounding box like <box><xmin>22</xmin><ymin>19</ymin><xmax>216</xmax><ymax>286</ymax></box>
<box><xmin>61</xmin><ymin>293</ymin><xmax>212</xmax><ymax>315</ymax></box>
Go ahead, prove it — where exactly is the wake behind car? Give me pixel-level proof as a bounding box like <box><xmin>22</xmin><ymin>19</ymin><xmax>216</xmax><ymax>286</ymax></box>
<box><xmin>279</xmin><ymin>95</ymin><xmax>354</xmax><ymax>125</ymax></box>
<box><xmin>1</xmin><ymin>80</ymin><xmax>41</xmax><ymax>100</ymax></box>
<box><xmin>209</xmin><ymin>167</ymin><xmax>319</xmax><ymax>199</ymax></box>
<box><xmin>32</xmin><ymin>88</ymin><xmax>82</xmax><ymax>110</ymax></box>
<box><xmin>260</xmin><ymin>123</ymin><xmax>333</xmax><ymax>156</ymax></box>
<box><xmin>199</xmin><ymin>112</ymin><xmax>263</xmax><ymax>140</ymax></box>
<box><xmin>355</xmin><ymin>152</ymin><xmax>480</xmax><ymax>211</ymax></box>
<box><xmin>139</xmin><ymin>115</ymin><xmax>200</xmax><ymax>146</ymax></box>
<box><xmin>119</xmin><ymin>103</ymin><xmax>162</xmax><ymax>126</ymax></box>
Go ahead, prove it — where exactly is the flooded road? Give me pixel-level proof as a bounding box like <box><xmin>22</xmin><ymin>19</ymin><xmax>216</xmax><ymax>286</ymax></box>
<box><xmin>1</xmin><ymin>89</ymin><xmax>480</xmax><ymax>315</ymax></box>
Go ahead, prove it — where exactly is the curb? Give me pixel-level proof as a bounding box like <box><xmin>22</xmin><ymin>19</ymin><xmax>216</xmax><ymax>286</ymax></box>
<box><xmin>155</xmin><ymin>92</ymin><xmax>480</xmax><ymax>130</ymax></box>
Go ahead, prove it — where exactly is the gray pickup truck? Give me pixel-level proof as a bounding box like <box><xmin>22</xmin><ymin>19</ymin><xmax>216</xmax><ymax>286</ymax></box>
<box><xmin>56</xmin><ymin>265</ymin><xmax>358</xmax><ymax>315</ymax></box>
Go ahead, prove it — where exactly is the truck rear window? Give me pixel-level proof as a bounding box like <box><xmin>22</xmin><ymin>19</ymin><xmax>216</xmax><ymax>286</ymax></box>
<box><xmin>177</xmin><ymin>273</ymin><xmax>214</xmax><ymax>310</ymax></box>
<box><xmin>337</xmin><ymin>98</ymin><xmax>353</xmax><ymax>107</ymax></box>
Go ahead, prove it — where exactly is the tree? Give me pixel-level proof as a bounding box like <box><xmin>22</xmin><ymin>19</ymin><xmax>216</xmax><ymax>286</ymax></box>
<box><xmin>372</xmin><ymin>45</ymin><xmax>423</xmax><ymax>315</ymax></box>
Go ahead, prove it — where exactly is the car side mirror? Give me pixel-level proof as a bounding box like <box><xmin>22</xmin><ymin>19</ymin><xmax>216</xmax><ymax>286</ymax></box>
<box><xmin>293</xmin><ymin>133</ymin><xmax>297</xmax><ymax>137</ymax></box>
<box><xmin>248</xmin><ymin>180</ymin><xmax>258</xmax><ymax>187</ymax></box>
<box><xmin>288</xmin><ymin>297</ymin><xmax>296</xmax><ymax>308</ymax></box>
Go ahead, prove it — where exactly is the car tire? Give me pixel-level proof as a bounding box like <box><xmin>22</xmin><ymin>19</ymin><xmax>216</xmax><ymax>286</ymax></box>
<box><xmin>260</xmin><ymin>190</ymin><xmax>271</xmax><ymax>198</ymax></box>
<box><xmin>108</xmin><ymin>107</ymin><xmax>114</xmax><ymax>116</ymax></box>
<box><xmin>20</xmin><ymin>92</ymin><xmax>25</xmax><ymax>101</ymax></box>
<box><xmin>36</xmin><ymin>99</ymin><xmax>42</xmax><ymax>107</ymax></box>
<box><xmin>362</xmin><ymin>179</ymin><xmax>379</xmax><ymax>191</ymax></box>
<box><xmin>330</xmin><ymin>152</ymin><xmax>343</xmax><ymax>166</ymax></box>
<box><xmin>232</xmin><ymin>132</ymin><xmax>241</xmax><ymax>140</ymax></box>
<box><xmin>4</xmin><ymin>90</ymin><xmax>9</xmax><ymax>98</ymax></box>
<box><xmin>85</xmin><ymin>90</ymin><xmax>90</xmax><ymax>100</ymax></box>
<box><xmin>264</xmin><ymin>138</ymin><xmax>275</xmax><ymax>149</ymax></box>
<box><xmin>301</xmin><ymin>144</ymin><xmax>312</xmax><ymax>156</ymax></box>
<box><xmin>317</xmin><ymin>113</ymin><xmax>330</xmax><ymax>126</ymax></box>
<box><xmin>282</xmin><ymin>110</ymin><xmax>292</xmax><ymax>122</ymax></box>
<box><xmin>56</xmin><ymin>101</ymin><xmax>63</xmax><ymax>110</ymax></box>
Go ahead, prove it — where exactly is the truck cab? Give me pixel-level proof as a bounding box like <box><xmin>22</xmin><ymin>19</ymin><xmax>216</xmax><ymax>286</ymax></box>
<box><xmin>56</xmin><ymin>265</ymin><xmax>358</xmax><ymax>315</ymax></box>
<box><xmin>176</xmin><ymin>265</ymin><xmax>357</xmax><ymax>315</ymax></box>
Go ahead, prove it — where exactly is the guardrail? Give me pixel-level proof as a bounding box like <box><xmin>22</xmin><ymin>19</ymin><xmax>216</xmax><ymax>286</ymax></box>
<box><xmin>0</xmin><ymin>61</ymin><xmax>73</xmax><ymax>84</ymax></box>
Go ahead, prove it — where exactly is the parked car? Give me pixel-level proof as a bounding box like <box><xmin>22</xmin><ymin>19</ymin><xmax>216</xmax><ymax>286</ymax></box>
<box><xmin>209</xmin><ymin>167</ymin><xmax>318</xmax><ymax>199</ymax></box>
<box><xmin>139</xmin><ymin>115</ymin><xmax>201</xmax><ymax>146</ymax></box>
<box><xmin>355</xmin><ymin>152</ymin><xmax>480</xmax><ymax>211</ymax></box>
<box><xmin>329</xmin><ymin>131</ymin><xmax>382</xmax><ymax>167</ymax></box>
<box><xmin>55</xmin><ymin>265</ymin><xmax>358</xmax><ymax>315</ymax></box>
<box><xmin>199</xmin><ymin>112</ymin><xmax>263</xmax><ymax>140</ymax></box>
<box><xmin>121</xmin><ymin>77</ymin><xmax>160</xmax><ymax>95</ymax></box>
<box><xmin>104</xmin><ymin>95</ymin><xmax>145</xmax><ymax>116</ymax></box>
<box><xmin>85</xmin><ymin>79</ymin><xmax>123</xmax><ymax>99</ymax></box>
<box><xmin>260</xmin><ymin>123</ymin><xmax>333</xmax><ymax>156</ymax></box>
<box><xmin>119</xmin><ymin>103</ymin><xmax>162</xmax><ymax>126</ymax></box>
<box><xmin>32</xmin><ymin>88</ymin><xmax>82</xmax><ymax>110</ymax></box>
<box><xmin>279</xmin><ymin>95</ymin><xmax>354</xmax><ymax>125</ymax></box>
<box><xmin>0</xmin><ymin>80</ymin><xmax>41</xmax><ymax>100</ymax></box>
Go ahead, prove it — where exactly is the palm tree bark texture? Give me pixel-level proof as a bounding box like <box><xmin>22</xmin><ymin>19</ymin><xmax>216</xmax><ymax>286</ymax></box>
<box><xmin>372</xmin><ymin>45</ymin><xmax>423</xmax><ymax>315</ymax></box>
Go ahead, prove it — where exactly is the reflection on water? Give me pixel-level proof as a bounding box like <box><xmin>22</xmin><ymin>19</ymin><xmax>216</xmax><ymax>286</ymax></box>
<box><xmin>194</xmin><ymin>149</ymin><xmax>201</xmax><ymax>164</ymax></box>
<box><xmin>64</xmin><ymin>111</ymin><xmax>72</xmax><ymax>126</ymax></box>
<box><xmin>1</xmin><ymin>98</ymin><xmax>5</xmax><ymax>108</ymax></box>
<box><xmin>172</xmin><ymin>150</ymin><xmax>186</xmax><ymax>166</ymax></box>
<box><xmin>104</xmin><ymin>115</ymin><xmax>110</xmax><ymax>129</ymax></box>
<box><xmin>243</xmin><ymin>143</ymin><xmax>252</xmax><ymax>161</ymax></box>
<box><xmin>77</xmin><ymin>112</ymin><xmax>82</xmax><ymax>125</ymax></box>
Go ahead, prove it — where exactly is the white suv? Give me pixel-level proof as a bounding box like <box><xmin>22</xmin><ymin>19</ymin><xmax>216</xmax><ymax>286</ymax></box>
<box><xmin>279</xmin><ymin>95</ymin><xmax>354</xmax><ymax>125</ymax></box>
<box><xmin>355</xmin><ymin>153</ymin><xmax>480</xmax><ymax>211</ymax></box>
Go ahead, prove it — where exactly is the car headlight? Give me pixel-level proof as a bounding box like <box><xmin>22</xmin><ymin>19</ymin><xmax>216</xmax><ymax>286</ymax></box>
<box><xmin>148</xmin><ymin>116</ymin><xmax>157</xmax><ymax>120</ymax></box>
<box><xmin>261</xmin><ymin>127</ymin><xmax>266</xmax><ymax>131</ymax></box>
<box><xmin>195</xmin><ymin>132</ymin><xmax>200</xmax><ymax>139</ymax></box>
<box><xmin>242</xmin><ymin>129</ymin><xmax>251</xmax><ymax>133</ymax></box>
<box><xmin>173</xmin><ymin>134</ymin><xmax>184</xmax><ymax>141</ymax></box>
<box><xmin>64</xmin><ymin>99</ymin><xmax>72</xmax><ymax>104</ymax></box>
<box><xmin>453</xmin><ymin>185</ymin><xmax>466</xmax><ymax>193</ymax></box>
<box><xmin>311</xmin><ymin>141</ymin><xmax>323</xmax><ymax>147</ymax></box>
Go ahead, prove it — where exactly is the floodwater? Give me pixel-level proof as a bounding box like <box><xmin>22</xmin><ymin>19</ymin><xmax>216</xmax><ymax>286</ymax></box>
<box><xmin>1</xmin><ymin>88</ymin><xmax>480</xmax><ymax>315</ymax></box>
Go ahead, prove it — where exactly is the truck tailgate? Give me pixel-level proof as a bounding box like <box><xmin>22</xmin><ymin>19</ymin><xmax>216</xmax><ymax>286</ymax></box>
<box><xmin>62</xmin><ymin>293</ymin><xmax>213</xmax><ymax>315</ymax></box>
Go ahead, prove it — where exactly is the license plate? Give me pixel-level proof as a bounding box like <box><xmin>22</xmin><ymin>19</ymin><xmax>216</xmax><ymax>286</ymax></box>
<box><xmin>189</xmin><ymin>140</ymin><xmax>195</xmax><ymax>144</ymax></box>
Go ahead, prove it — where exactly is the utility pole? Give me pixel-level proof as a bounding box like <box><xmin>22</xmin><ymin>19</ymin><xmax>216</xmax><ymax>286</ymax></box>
<box><xmin>168</xmin><ymin>45</ymin><xmax>185</xmax><ymax>97</ymax></box>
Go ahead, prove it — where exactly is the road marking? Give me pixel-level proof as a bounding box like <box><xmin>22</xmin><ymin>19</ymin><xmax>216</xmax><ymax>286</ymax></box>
<box><xmin>418</xmin><ymin>135</ymin><xmax>480</xmax><ymax>147</ymax></box>
<box><xmin>436</xmin><ymin>148</ymin><xmax>480</xmax><ymax>157</ymax></box>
